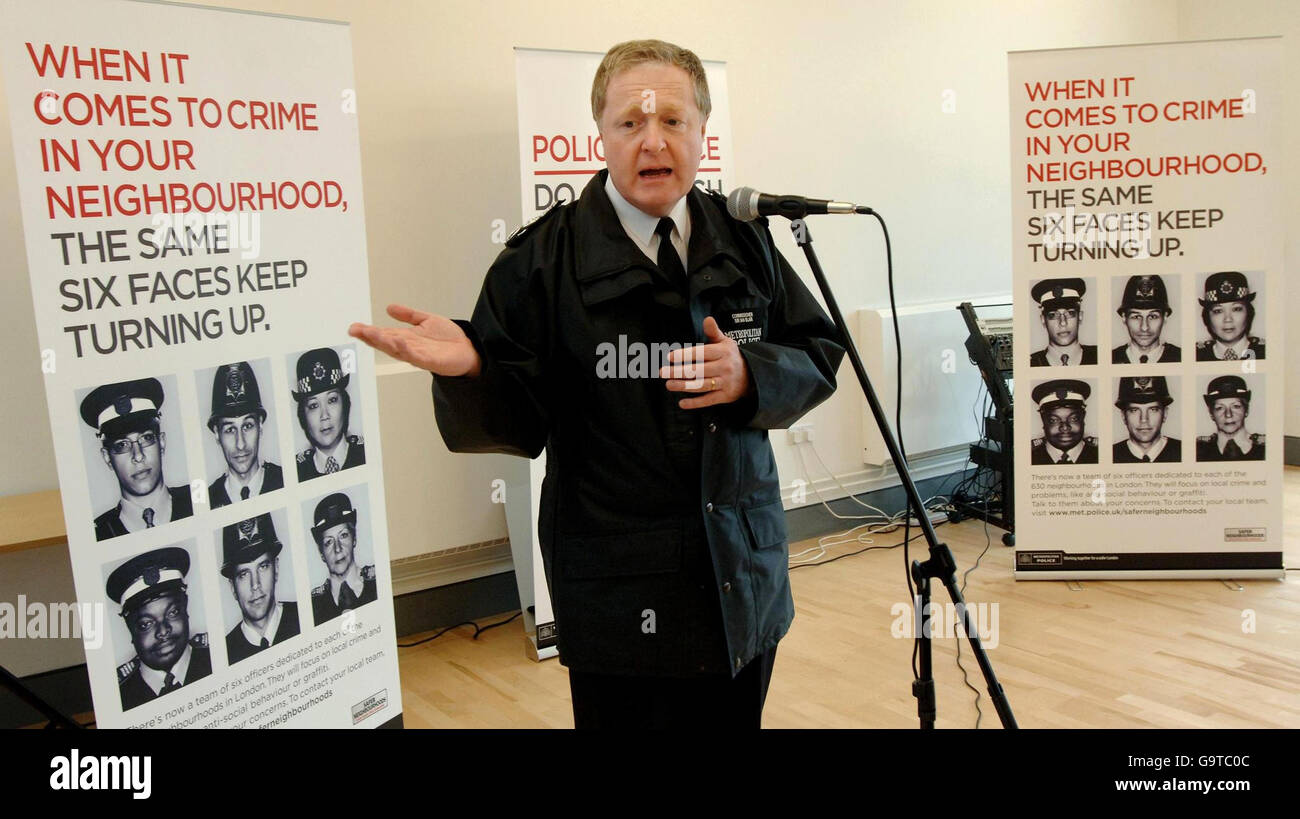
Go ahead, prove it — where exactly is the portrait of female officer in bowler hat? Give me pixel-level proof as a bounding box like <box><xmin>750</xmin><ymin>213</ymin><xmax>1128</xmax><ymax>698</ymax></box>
<box><xmin>79</xmin><ymin>377</ymin><xmax>193</xmax><ymax>542</ymax></box>
<box><xmin>291</xmin><ymin>346</ymin><xmax>366</xmax><ymax>481</ymax></box>
<box><xmin>307</xmin><ymin>490</ymin><xmax>377</xmax><ymax>625</ymax></box>
<box><xmin>1195</xmin><ymin>271</ymin><xmax>1265</xmax><ymax>361</ymax></box>
<box><xmin>1196</xmin><ymin>375</ymin><xmax>1265</xmax><ymax>461</ymax></box>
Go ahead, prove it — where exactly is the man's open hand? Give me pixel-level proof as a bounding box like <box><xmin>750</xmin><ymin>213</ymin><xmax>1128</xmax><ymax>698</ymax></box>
<box><xmin>658</xmin><ymin>315</ymin><xmax>753</xmax><ymax>409</ymax></box>
<box><xmin>349</xmin><ymin>304</ymin><xmax>482</xmax><ymax>377</ymax></box>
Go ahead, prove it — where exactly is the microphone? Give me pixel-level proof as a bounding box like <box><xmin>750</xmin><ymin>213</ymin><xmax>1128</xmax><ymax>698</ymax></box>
<box><xmin>726</xmin><ymin>186</ymin><xmax>873</xmax><ymax>221</ymax></box>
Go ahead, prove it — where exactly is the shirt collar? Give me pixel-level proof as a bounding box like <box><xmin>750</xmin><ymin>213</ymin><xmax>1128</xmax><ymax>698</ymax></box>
<box><xmin>239</xmin><ymin>601</ymin><xmax>283</xmax><ymax>646</ymax></box>
<box><xmin>603</xmin><ymin>173</ymin><xmax>690</xmax><ymax>261</ymax></box>
<box><xmin>118</xmin><ymin>485</ymin><xmax>173</xmax><ymax>531</ymax></box>
<box><xmin>225</xmin><ymin>461</ymin><xmax>265</xmax><ymax>499</ymax></box>
<box><xmin>1043</xmin><ymin>438</ymin><xmax>1086</xmax><ymax>463</ymax></box>
<box><xmin>1212</xmin><ymin>337</ymin><xmax>1251</xmax><ymax>359</ymax></box>
<box><xmin>329</xmin><ymin>565</ymin><xmax>364</xmax><ymax>605</ymax></box>
<box><xmin>1045</xmin><ymin>341</ymin><xmax>1083</xmax><ymax>366</ymax></box>
<box><xmin>1124</xmin><ymin>341</ymin><xmax>1164</xmax><ymax>363</ymax></box>
<box><xmin>1126</xmin><ymin>435</ymin><xmax>1168</xmax><ymax>460</ymax></box>
<box><xmin>1215</xmin><ymin>429</ymin><xmax>1254</xmax><ymax>453</ymax></box>
<box><xmin>313</xmin><ymin>437</ymin><xmax>349</xmax><ymax>474</ymax></box>
<box><xmin>138</xmin><ymin>642</ymin><xmax>192</xmax><ymax>695</ymax></box>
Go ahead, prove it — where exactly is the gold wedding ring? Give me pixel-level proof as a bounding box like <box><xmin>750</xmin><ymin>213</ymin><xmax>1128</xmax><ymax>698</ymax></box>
<box><xmin>710</xmin><ymin>378</ymin><xmax>717</xmax><ymax>391</ymax></box>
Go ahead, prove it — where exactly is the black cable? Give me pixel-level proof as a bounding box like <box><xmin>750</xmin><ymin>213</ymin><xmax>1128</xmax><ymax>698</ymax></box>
<box><xmin>397</xmin><ymin>610</ymin><xmax>522</xmax><ymax>648</ymax></box>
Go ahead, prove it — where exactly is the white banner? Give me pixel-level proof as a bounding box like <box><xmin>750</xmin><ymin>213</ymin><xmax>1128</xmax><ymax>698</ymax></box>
<box><xmin>511</xmin><ymin>46</ymin><xmax>733</xmax><ymax>652</ymax></box>
<box><xmin>0</xmin><ymin>0</ymin><xmax>403</xmax><ymax>726</ymax></box>
<box><xmin>1008</xmin><ymin>38</ymin><xmax>1284</xmax><ymax>579</ymax></box>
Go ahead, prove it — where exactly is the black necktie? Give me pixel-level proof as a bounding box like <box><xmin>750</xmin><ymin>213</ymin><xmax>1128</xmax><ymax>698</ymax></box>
<box><xmin>1224</xmin><ymin>440</ymin><xmax>1243</xmax><ymax>458</ymax></box>
<box><xmin>240</xmin><ymin>486</ymin><xmax>250</xmax><ymax>501</ymax></box>
<box><xmin>1060</xmin><ymin>353</ymin><xmax>1069</xmax><ymax>366</ymax></box>
<box><xmin>1141</xmin><ymin>454</ymin><xmax>1151</xmax><ymax>462</ymax></box>
<box><xmin>338</xmin><ymin>583</ymin><xmax>358</xmax><ymax>610</ymax></box>
<box><xmin>655</xmin><ymin>218</ymin><xmax>685</xmax><ymax>283</ymax></box>
<box><xmin>143</xmin><ymin>508</ymin><xmax>155</xmax><ymax>527</ymax></box>
<box><xmin>1139</xmin><ymin>354</ymin><xmax>1149</xmax><ymax>364</ymax></box>
<box><xmin>1058</xmin><ymin>454</ymin><xmax>1072</xmax><ymax>465</ymax></box>
<box><xmin>161</xmin><ymin>672</ymin><xmax>179</xmax><ymax>693</ymax></box>
<box><xmin>259</xmin><ymin>637</ymin><xmax>269</xmax><ymax>648</ymax></box>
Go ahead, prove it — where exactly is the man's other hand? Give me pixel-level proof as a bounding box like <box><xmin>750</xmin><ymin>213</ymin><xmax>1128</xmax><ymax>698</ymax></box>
<box><xmin>349</xmin><ymin>304</ymin><xmax>482</xmax><ymax>378</ymax></box>
<box><xmin>658</xmin><ymin>315</ymin><xmax>753</xmax><ymax>409</ymax></box>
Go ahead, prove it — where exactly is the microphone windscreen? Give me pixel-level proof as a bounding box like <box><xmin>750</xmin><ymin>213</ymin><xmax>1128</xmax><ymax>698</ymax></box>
<box><xmin>727</xmin><ymin>187</ymin><xmax>760</xmax><ymax>222</ymax></box>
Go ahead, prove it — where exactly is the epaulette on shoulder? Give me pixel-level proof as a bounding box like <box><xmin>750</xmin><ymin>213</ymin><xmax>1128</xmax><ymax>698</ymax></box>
<box><xmin>191</xmin><ymin>633</ymin><xmax>208</xmax><ymax>648</ymax></box>
<box><xmin>1084</xmin><ymin>436</ymin><xmax>1096</xmax><ymax>444</ymax></box>
<box><xmin>1250</xmin><ymin>433</ymin><xmax>1266</xmax><ymax>443</ymax></box>
<box><xmin>312</xmin><ymin>582</ymin><xmax>328</xmax><ymax>597</ymax></box>
<box><xmin>348</xmin><ymin>434</ymin><xmax>364</xmax><ymax>446</ymax></box>
<box><xmin>117</xmin><ymin>658</ymin><xmax>139</xmax><ymax>681</ymax></box>
<box><xmin>1197</xmin><ymin>434</ymin><xmax>1215</xmax><ymax>443</ymax></box>
<box><xmin>1196</xmin><ymin>340</ymin><xmax>1213</xmax><ymax>349</ymax></box>
<box><xmin>361</xmin><ymin>564</ymin><xmax>376</xmax><ymax>581</ymax></box>
<box><xmin>297</xmin><ymin>449</ymin><xmax>313</xmax><ymax>464</ymax></box>
<box><xmin>506</xmin><ymin>202</ymin><xmax>565</xmax><ymax>248</ymax></box>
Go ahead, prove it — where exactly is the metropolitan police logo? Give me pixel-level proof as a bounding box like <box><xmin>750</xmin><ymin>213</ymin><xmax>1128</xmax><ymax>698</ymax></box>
<box><xmin>113</xmin><ymin>396</ymin><xmax>134</xmax><ymax>417</ymax></box>
<box><xmin>1220</xmin><ymin>280</ymin><xmax>1235</xmax><ymax>296</ymax></box>
<box><xmin>1054</xmin><ymin>388</ymin><xmax>1069</xmax><ymax>401</ymax></box>
<box><xmin>225</xmin><ymin>367</ymin><xmax>246</xmax><ymax>401</ymax></box>
<box><xmin>142</xmin><ymin>566</ymin><xmax>161</xmax><ymax>586</ymax></box>
<box><xmin>312</xmin><ymin>362</ymin><xmax>327</xmax><ymax>381</ymax></box>
<box><xmin>1136</xmin><ymin>278</ymin><xmax>1155</xmax><ymax>298</ymax></box>
<box><xmin>1052</xmin><ymin>287</ymin><xmax>1064</xmax><ymax>299</ymax></box>
<box><xmin>1134</xmin><ymin>377</ymin><xmax>1151</xmax><ymax>389</ymax></box>
<box><xmin>238</xmin><ymin>518</ymin><xmax>258</xmax><ymax>542</ymax></box>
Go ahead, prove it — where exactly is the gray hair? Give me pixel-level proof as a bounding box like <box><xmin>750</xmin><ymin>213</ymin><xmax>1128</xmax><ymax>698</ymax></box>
<box><xmin>591</xmin><ymin>39</ymin><xmax>711</xmax><ymax>122</ymax></box>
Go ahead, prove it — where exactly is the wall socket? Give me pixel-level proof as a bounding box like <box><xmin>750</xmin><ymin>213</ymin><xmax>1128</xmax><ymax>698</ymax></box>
<box><xmin>787</xmin><ymin>423</ymin><xmax>815</xmax><ymax>445</ymax></box>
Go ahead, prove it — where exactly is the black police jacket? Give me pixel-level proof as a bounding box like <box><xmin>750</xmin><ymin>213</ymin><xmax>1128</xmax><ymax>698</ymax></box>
<box><xmin>432</xmin><ymin>171</ymin><xmax>845</xmax><ymax>677</ymax></box>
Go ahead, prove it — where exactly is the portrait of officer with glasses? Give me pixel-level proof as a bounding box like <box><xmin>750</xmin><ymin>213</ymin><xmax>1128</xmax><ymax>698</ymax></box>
<box><xmin>79</xmin><ymin>377</ymin><xmax>193</xmax><ymax>542</ymax></box>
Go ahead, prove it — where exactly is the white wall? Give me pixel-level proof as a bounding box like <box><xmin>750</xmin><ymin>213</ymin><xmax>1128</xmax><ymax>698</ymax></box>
<box><xmin>6</xmin><ymin>0</ymin><xmax>1248</xmax><ymax>580</ymax></box>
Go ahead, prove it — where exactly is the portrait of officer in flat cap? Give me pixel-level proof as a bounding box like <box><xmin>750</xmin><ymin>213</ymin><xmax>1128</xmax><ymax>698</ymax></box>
<box><xmin>220</xmin><ymin>512</ymin><xmax>300</xmax><ymax>665</ymax></box>
<box><xmin>1112</xmin><ymin>275</ymin><xmax>1181</xmax><ymax>364</ymax></box>
<box><xmin>290</xmin><ymin>346</ymin><xmax>365</xmax><ymax>482</ymax></box>
<box><xmin>1195</xmin><ymin>271</ymin><xmax>1266</xmax><ymax>361</ymax></box>
<box><xmin>79</xmin><ymin>377</ymin><xmax>193</xmax><ymax>542</ymax></box>
<box><xmin>1112</xmin><ymin>376</ymin><xmax>1181</xmax><ymax>463</ymax></box>
<box><xmin>105</xmin><ymin>546</ymin><xmax>212</xmax><ymax>712</ymax></box>
<box><xmin>202</xmin><ymin>361</ymin><xmax>285</xmax><ymax>508</ymax></box>
<box><xmin>1030</xmin><ymin>379</ymin><xmax>1099</xmax><ymax>465</ymax></box>
<box><xmin>1196</xmin><ymin>375</ymin><xmax>1265</xmax><ymax>461</ymax></box>
<box><xmin>1030</xmin><ymin>278</ymin><xmax>1097</xmax><ymax>367</ymax></box>
<box><xmin>306</xmin><ymin>490</ymin><xmax>377</xmax><ymax>626</ymax></box>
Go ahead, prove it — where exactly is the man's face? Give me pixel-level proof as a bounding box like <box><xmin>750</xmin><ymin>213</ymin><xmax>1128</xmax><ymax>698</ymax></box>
<box><xmin>102</xmin><ymin>428</ymin><xmax>165</xmax><ymax>498</ymax></box>
<box><xmin>126</xmin><ymin>591</ymin><xmax>190</xmax><ymax>671</ymax></box>
<box><xmin>215</xmin><ymin>414</ymin><xmax>262</xmax><ymax>479</ymax></box>
<box><xmin>1210</xmin><ymin>397</ymin><xmax>1247</xmax><ymax>435</ymax></box>
<box><xmin>1208</xmin><ymin>302</ymin><xmax>1248</xmax><ymax>345</ymax></box>
<box><xmin>1122</xmin><ymin>401</ymin><xmax>1166</xmax><ymax>444</ymax></box>
<box><xmin>1041</xmin><ymin>306</ymin><xmax>1080</xmax><ymax>347</ymax></box>
<box><xmin>318</xmin><ymin>523</ymin><xmax>356</xmax><ymax>578</ymax></box>
<box><xmin>303</xmin><ymin>389</ymin><xmax>344</xmax><ymax>450</ymax></box>
<box><xmin>598</xmin><ymin>62</ymin><xmax>706</xmax><ymax>218</ymax></box>
<box><xmin>1123</xmin><ymin>309</ymin><xmax>1165</xmax><ymax>349</ymax></box>
<box><xmin>230</xmin><ymin>554</ymin><xmax>278</xmax><ymax>625</ymax></box>
<box><xmin>1042</xmin><ymin>405</ymin><xmax>1084</xmax><ymax>451</ymax></box>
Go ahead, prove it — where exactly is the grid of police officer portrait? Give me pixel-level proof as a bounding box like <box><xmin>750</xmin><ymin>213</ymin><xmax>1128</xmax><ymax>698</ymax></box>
<box><xmin>1028</xmin><ymin>272</ymin><xmax>1269</xmax><ymax>468</ymax></box>
<box><xmin>75</xmin><ymin>343</ymin><xmax>382</xmax><ymax>716</ymax></box>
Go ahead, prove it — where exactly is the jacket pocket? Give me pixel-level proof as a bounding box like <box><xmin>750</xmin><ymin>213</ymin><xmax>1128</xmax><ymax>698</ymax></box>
<box><xmin>560</xmin><ymin>526</ymin><xmax>683</xmax><ymax>579</ymax></box>
<box><xmin>742</xmin><ymin>499</ymin><xmax>788</xmax><ymax>550</ymax></box>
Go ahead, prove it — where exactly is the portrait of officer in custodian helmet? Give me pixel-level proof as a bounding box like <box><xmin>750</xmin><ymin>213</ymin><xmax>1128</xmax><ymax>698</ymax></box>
<box><xmin>1195</xmin><ymin>271</ymin><xmax>1265</xmax><ymax>361</ymax></box>
<box><xmin>204</xmin><ymin>361</ymin><xmax>284</xmax><ymax>508</ymax></box>
<box><xmin>1112</xmin><ymin>376</ymin><xmax>1181</xmax><ymax>463</ymax></box>
<box><xmin>291</xmin><ymin>346</ymin><xmax>366</xmax><ymax>481</ymax></box>
<box><xmin>105</xmin><ymin>546</ymin><xmax>212</xmax><ymax>712</ymax></box>
<box><xmin>1196</xmin><ymin>375</ymin><xmax>1265</xmax><ymax>461</ymax></box>
<box><xmin>1030</xmin><ymin>278</ymin><xmax>1097</xmax><ymax>367</ymax></box>
<box><xmin>1030</xmin><ymin>379</ymin><xmax>1099</xmax><ymax>465</ymax></box>
<box><xmin>1112</xmin><ymin>275</ymin><xmax>1181</xmax><ymax>364</ymax></box>
<box><xmin>220</xmin><ymin>512</ymin><xmax>300</xmax><ymax>665</ymax></box>
<box><xmin>79</xmin><ymin>377</ymin><xmax>193</xmax><ymax>542</ymax></box>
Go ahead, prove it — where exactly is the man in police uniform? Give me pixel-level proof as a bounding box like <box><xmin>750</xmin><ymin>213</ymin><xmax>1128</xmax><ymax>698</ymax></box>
<box><xmin>207</xmin><ymin>362</ymin><xmax>284</xmax><ymax>507</ymax></box>
<box><xmin>1195</xmin><ymin>271</ymin><xmax>1265</xmax><ymax>360</ymax></box>
<box><xmin>349</xmin><ymin>40</ymin><xmax>844</xmax><ymax>728</ymax></box>
<box><xmin>1196</xmin><ymin>375</ymin><xmax>1265</xmax><ymax>461</ymax></box>
<box><xmin>1030</xmin><ymin>278</ymin><xmax>1096</xmax><ymax>367</ymax></box>
<box><xmin>1112</xmin><ymin>275</ymin><xmax>1181</xmax><ymax>363</ymax></box>
<box><xmin>309</xmin><ymin>492</ymin><xmax>377</xmax><ymax>625</ymax></box>
<box><xmin>1030</xmin><ymin>379</ymin><xmax>1099</xmax><ymax>465</ymax></box>
<box><xmin>106</xmin><ymin>547</ymin><xmax>212</xmax><ymax>711</ymax></box>
<box><xmin>221</xmin><ymin>513</ymin><xmax>300</xmax><ymax>664</ymax></box>
<box><xmin>292</xmin><ymin>347</ymin><xmax>365</xmax><ymax>481</ymax></box>
<box><xmin>1112</xmin><ymin>376</ymin><xmax>1181</xmax><ymax>463</ymax></box>
<box><xmin>80</xmin><ymin>378</ymin><xmax>193</xmax><ymax>542</ymax></box>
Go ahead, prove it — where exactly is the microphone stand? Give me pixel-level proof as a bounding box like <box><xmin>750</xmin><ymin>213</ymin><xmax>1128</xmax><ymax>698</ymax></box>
<box><xmin>789</xmin><ymin>217</ymin><xmax>1018</xmax><ymax>729</ymax></box>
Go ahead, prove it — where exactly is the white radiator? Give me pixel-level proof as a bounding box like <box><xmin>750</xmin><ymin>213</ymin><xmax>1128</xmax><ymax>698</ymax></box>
<box><xmin>857</xmin><ymin>297</ymin><xmax>1012</xmax><ymax>466</ymax></box>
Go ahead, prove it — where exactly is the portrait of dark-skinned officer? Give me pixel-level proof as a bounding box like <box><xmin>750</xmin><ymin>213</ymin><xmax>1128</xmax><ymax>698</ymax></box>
<box><xmin>349</xmin><ymin>40</ymin><xmax>845</xmax><ymax>729</ymax></box>
<box><xmin>80</xmin><ymin>378</ymin><xmax>193</xmax><ymax>542</ymax></box>
<box><xmin>1030</xmin><ymin>379</ymin><xmax>1099</xmax><ymax>465</ymax></box>
<box><xmin>292</xmin><ymin>347</ymin><xmax>365</xmax><ymax>481</ymax></box>
<box><xmin>221</xmin><ymin>513</ymin><xmax>300</xmax><ymax>664</ymax></box>
<box><xmin>1196</xmin><ymin>375</ymin><xmax>1265</xmax><ymax>461</ymax></box>
<box><xmin>1112</xmin><ymin>376</ymin><xmax>1181</xmax><ymax>463</ymax></box>
<box><xmin>1112</xmin><ymin>275</ymin><xmax>1181</xmax><ymax>364</ymax></box>
<box><xmin>1030</xmin><ymin>278</ymin><xmax>1096</xmax><ymax>367</ymax></box>
<box><xmin>308</xmin><ymin>492</ymin><xmax>377</xmax><ymax>625</ymax></box>
<box><xmin>1195</xmin><ymin>272</ymin><xmax>1265</xmax><ymax>361</ymax></box>
<box><xmin>106</xmin><ymin>547</ymin><xmax>212</xmax><ymax>711</ymax></box>
<box><xmin>207</xmin><ymin>362</ymin><xmax>284</xmax><ymax>508</ymax></box>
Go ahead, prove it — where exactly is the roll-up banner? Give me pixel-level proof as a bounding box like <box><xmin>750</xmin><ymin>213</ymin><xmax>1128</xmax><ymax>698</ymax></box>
<box><xmin>511</xmin><ymin>47</ymin><xmax>732</xmax><ymax>655</ymax></box>
<box><xmin>1008</xmin><ymin>38</ymin><xmax>1284</xmax><ymax>579</ymax></box>
<box><xmin>0</xmin><ymin>0</ymin><xmax>403</xmax><ymax>726</ymax></box>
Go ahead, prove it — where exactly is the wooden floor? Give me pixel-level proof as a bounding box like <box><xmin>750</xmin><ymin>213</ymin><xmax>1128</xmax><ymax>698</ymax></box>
<box><xmin>396</xmin><ymin>467</ymin><xmax>1300</xmax><ymax>728</ymax></box>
